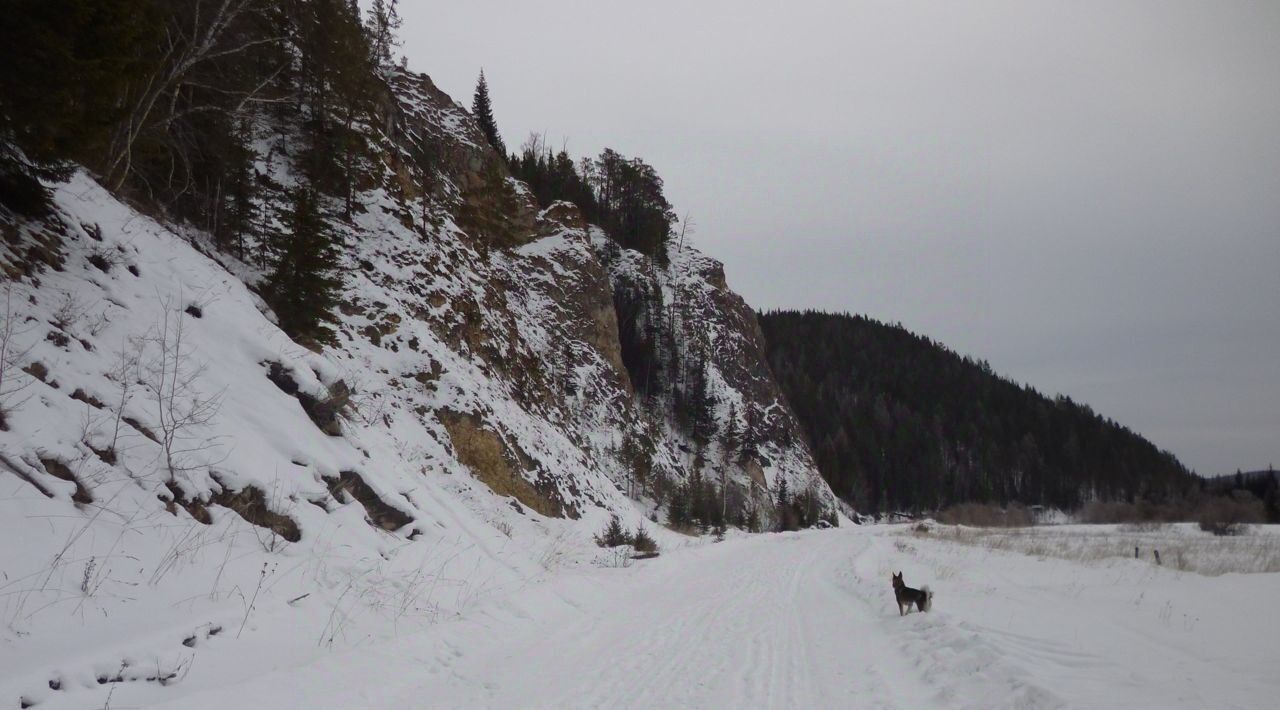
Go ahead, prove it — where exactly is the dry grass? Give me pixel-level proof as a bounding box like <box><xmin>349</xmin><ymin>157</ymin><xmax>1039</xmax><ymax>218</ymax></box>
<box><xmin>440</xmin><ymin>410</ymin><xmax>564</xmax><ymax>518</ymax></box>
<box><xmin>921</xmin><ymin>524</ymin><xmax>1280</xmax><ymax>576</ymax></box>
<box><xmin>936</xmin><ymin>502</ymin><xmax>1034</xmax><ymax>527</ymax></box>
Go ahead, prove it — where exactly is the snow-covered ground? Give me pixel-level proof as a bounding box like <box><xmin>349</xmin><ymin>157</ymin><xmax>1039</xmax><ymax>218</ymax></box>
<box><xmin>10</xmin><ymin>523</ymin><xmax>1275</xmax><ymax>709</ymax></box>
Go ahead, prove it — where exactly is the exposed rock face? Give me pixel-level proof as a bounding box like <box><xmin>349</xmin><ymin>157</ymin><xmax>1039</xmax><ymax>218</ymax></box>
<box><xmin>595</xmin><ymin>237</ymin><xmax>835</xmax><ymax>521</ymax></box>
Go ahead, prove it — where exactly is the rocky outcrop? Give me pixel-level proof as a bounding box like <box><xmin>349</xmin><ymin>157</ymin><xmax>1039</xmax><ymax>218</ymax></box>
<box><xmin>286</xmin><ymin>64</ymin><xmax>837</xmax><ymax>524</ymax></box>
<box><xmin>0</xmin><ymin>63</ymin><xmax>836</xmax><ymax>537</ymax></box>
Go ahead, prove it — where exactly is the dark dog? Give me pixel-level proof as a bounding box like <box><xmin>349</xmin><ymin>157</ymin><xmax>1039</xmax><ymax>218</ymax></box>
<box><xmin>891</xmin><ymin>571</ymin><xmax>932</xmax><ymax>615</ymax></box>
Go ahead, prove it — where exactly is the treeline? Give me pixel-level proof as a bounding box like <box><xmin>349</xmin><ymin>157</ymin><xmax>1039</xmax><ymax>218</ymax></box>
<box><xmin>516</xmin><ymin>143</ymin><xmax>676</xmax><ymax>263</ymax></box>
<box><xmin>659</xmin><ymin>469</ymin><xmax>835</xmax><ymax>534</ymax></box>
<box><xmin>758</xmin><ymin>310</ymin><xmax>1196</xmax><ymax>513</ymax></box>
<box><xmin>1</xmin><ymin>0</ymin><xmax>408</xmax><ymax>345</ymax></box>
<box><xmin>1202</xmin><ymin>468</ymin><xmax>1279</xmax><ymax>523</ymax></box>
<box><xmin>470</xmin><ymin>78</ymin><xmax>677</xmax><ymax>263</ymax></box>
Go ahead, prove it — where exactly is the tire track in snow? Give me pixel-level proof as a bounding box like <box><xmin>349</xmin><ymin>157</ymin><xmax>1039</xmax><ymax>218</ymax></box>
<box><xmin>416</xmin><ymin>530</ymin><xmax>949</xmax><ymax>709</ymax></box>
<box><xmin>141</xmin><ymin>527</ymin><xmax>1073</xmax><ymax>709</ymax></box>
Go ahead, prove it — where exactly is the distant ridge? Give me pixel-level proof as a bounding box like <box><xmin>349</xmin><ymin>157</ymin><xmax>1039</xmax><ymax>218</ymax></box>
<box><xmin>758</xmin><ymin>309</ymin><xmax>1196</xmax><ymax>512</ymax></box>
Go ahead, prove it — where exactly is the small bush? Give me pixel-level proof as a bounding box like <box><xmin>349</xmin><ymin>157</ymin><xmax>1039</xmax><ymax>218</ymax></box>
<box><xmin>1079</xmin><ymin>499</ymin><xmax>1186</xmax><ymax>524</ymax></box>
<box><xmin>595</xmin><ymin>515</ymin><xmax>631</xmax><ymax>548</ymax></box>
<box><xmin>632</xmin><ymin>524</ymin><xmax>658</xmax><ymax>553</ymax></box>
<box><xmin>86</xmin><ymin>248</ymin><xmax>115</xmax><ymax>273</ymax></box>
<box><xmin>1118</xmin><ymin>521</ymin><xmax>1167</xmax><ymax>532</ymax></box>
<box><xmin>1197</xmin><ymin>492</ymin><xmax>1266</xmax><ymax>536</ymax></box>
<box><xmin>937</xmin><ymin>502</ymin><xmax>1034</xmax><ymax>527</ymax></box>
<box><xmin>1077</xmin><ymin>493</ymin><xmax>1266</xmax><ymax>532</ymax></box>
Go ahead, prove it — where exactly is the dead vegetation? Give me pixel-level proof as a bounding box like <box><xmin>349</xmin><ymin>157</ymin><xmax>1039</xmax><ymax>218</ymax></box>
<box><xmin>0</xmin><ymin>283</ymin><xmax>36</xmax><ymax>429</ymax></box>
<box><xmin>936</xmin><ymin>502</ymin><xmax>1035</xmax><ymax>527</ymax></box>
<box><xmin>441</xmin><ymin>410</ymin><xmax>570</xmax><ymax>518</ymax></box>
<box><xmin>139</xmin><ymin>303</ymin><xmax>225</xmax><ymax>482</ymax></box>
<box><xmin>921</xmin><ymin>524</ymin><xmax>1280</xmax><ymax>576</ymax></box>
<box><xmin>208</xmin><ymin>476</ymin><xmax>301</xmax><ymax>545</ymax></box>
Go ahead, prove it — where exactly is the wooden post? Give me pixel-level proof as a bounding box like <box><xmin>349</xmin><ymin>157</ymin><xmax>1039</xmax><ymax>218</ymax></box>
<box><xmin>1154</xmin><ymin>550</ymin><xmax>1161</xmax><ymax>566</ymax></box>
<box><xmin>1135</xmin><ymin>546</ymin><xmax>1139</xmax><ymax>559</ymax></box>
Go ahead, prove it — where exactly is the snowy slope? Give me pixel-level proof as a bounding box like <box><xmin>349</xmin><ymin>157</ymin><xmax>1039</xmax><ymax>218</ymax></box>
<box><xmin>0</xmin><ymin>65</ymin><xmax>835</xmax><ymax>707</ymax></box>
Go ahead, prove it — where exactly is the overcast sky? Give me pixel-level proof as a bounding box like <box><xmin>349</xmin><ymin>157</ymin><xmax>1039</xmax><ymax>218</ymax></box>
<box><xmin>398</xmin><ymin>1</ymin><xmax>1280</xmax><ymax>476</ymax></box>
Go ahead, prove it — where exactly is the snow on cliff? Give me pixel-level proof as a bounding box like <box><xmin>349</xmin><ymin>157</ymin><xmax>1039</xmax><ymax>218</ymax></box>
<box><xmin>0</xmin><ymin>67</ymin><xmax>834</xmax><ymax>707</ymax></box>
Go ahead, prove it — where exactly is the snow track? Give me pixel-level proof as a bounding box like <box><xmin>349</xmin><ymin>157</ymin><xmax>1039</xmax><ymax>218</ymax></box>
<box><xmin>135</xmin><ymin>525</ymin><xmax>1278</xmax><ymax>709</ymax></box>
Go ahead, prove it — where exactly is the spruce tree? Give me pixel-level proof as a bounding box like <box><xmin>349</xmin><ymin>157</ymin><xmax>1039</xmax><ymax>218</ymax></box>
<box><xmin>365</xmin><ymin>0</ymin><xmax>402</xmax><ymax>69</ymax></box>
<box><xmin>471</xmin><ymin>70</ymin><xmax>506</xmax><ymax>156</ymax></box>
<box><xmin>267</xmin><ymin>188</ymin><xmax>343</xmax><ymax>346</ymax></box>
<box><xmin>667</xmin><ymin>483</ymin><xmax>690</xmax><ymax>528</ymax></box>
<box><xmin>219</xmin><ymin>118</ymin><xmax>258</xmax><ymax>259</ymax></box>
<box><xmin>0</xmin><ymin>0</ymin><xmax>159</xmax><ymax>211</ymax></box>
<box><xmin>297</xmin><ymin>0</ymin><xmax>374</xmax><ymax>213</ymax></box>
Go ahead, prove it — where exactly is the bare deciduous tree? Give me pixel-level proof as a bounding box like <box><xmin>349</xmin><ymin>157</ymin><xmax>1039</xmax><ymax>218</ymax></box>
<box><xmin>0</xmin><ymin>284</ymin><xmax>36</xmax><ymax>429</ymax></box>
<box><xmin>105</xmin><ymin>0</ymin><xmax>286</xmax><ymax>191</ymax></box>
<box><xmin>104</xmin><ymin>339</ymin><xmax>145</xmax><ymax>460</ymax></box>
<box><xmin>138</xmin><ymin>301</ymin><xmax>225</xmax><ymax>482</ymax></box>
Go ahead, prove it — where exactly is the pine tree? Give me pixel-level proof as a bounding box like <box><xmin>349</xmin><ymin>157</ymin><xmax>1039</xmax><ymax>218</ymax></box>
<box><xmin>365</xmin><ymin>0</ymin><xmax>402</xmax><ymax>69</ymax></box>
<box><xmin>776</xmin><ymin>477</ymin><xmax>799</xmax><ymax>531</ymax></box>
<box><xmin>471</xmin><ymin>70</ymin><xmax>506</xmax><ymax>156</ymax></box>
<box><xmin>297</xmin><ymin>0</ymin><xmax>374</xmax><ymax>213</ymax></box>
<box><xmin>0</xmin><ymin>0</ymin><xmax>160</xmax><ymax>211</ymax></box>
<box><xmin>667</xmin><ymin>483</ymin><xmax>690</xmax><ymax>528</ymax></box>
<box><xmin>631</xmin><ymin>524</ymin><xmax>658</xmax><ymax>553</ymax></box>
<box><xmin>594</xmin><ymin>515</ymin><xmax>630</xmax><ymax>548</ymax></box>
<box><xmin>219</xmin><ymin>118</ymin><xmax>258</xmax><ymax>259</ymax></box>
<box><xmin>720</xmin><ymin>404</ymin><xmax>739</xmax><ymax>520</ymax></box>
<box><xmin>266</xmin><ymin>188</ymin><xmax>343</xmax><ymax>346</ymax></box>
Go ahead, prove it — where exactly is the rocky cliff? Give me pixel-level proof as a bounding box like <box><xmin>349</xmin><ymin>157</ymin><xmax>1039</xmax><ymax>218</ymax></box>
<box><xmin>0</xmin><ymin>65</ymin><xmax>834</xmax><ymax>578</ymax></box>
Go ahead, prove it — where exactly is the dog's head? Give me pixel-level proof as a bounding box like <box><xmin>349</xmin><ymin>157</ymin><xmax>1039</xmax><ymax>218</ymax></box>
<box><xmin>891</xmin><ymin>571</ymin><xmax>904</xmax><ymax>589</ymax></box>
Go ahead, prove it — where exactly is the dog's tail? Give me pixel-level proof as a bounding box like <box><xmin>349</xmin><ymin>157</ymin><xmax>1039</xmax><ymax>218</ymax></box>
<box><xmin>920</xmin><ymin>585</ymin><xmax>932</xmax><ymax>612</ymax></box>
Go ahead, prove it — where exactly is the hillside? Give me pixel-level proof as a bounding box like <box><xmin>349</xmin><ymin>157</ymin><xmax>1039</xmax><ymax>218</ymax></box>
<box><xmin>758</xmin><ymin>310</ymin><xmax>1195</xmax><ymax>512</ymax></box>
<box><xmin>0</xmin><ymin>3</ymin><xmax>837</xmax><ymax>705</ymax></box>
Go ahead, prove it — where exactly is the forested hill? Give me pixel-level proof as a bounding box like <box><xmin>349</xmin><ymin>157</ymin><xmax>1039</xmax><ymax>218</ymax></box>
<box><xmin>758</xmin><ymin>310</ymin><xmax>1195</xmax><ymax>513</ymax></box>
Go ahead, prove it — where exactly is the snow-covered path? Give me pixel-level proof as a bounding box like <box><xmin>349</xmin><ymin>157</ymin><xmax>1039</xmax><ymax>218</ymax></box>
<box><xmin>143</xmin><ymin>525</ymin><xmax>1279</xmax><ymax>710</ymax></box>
<box><xmin>414</xmin><ymin>532</ymin><xmax>937</xmax><ymax>709</ymax></box>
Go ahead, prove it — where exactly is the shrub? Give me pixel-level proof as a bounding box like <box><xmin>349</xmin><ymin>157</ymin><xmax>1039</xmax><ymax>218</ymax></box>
<box><xmin>631</xmin><ymin>524</ymin><xmax>658</xmax><ymax>553</ymax></box>
<box><xmin>1079</xmin><ymin>499</ymin><xmax>1188</xmax><ymax>524</ymax></box>
<box><xmin>1197</xmin><ymin>491</ymin><xmax>1266</xmax><ymax>536</ymax></box>
<box><xmin>595</xmin><ymin>515</ymin><xmax>631</xmax><ymax>548</ymax></box>
<box><xmin>937</xmin><ymin>502</ymin><xmax>1034</xmax><ymax>527</ymax></box>
<box><xmin>1118</xmin><ymin>521</ymin><xmax>1167</xmax><ymax>532</ymax></box>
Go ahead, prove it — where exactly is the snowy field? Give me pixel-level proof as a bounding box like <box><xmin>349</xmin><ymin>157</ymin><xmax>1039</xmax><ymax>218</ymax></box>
<box><xmin>7</xmin><ymin>522</ymin><xmax>1277</xmax><ymax>709</ymax></box>
<box><xmin>922</xmin><ymin>522</ymin><xmax>1280</xmax><ymax>576</ymax></box>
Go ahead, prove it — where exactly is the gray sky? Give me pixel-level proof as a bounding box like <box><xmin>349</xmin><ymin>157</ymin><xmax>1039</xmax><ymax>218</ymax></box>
<box><xmin>399</xmin><ymin>1</ymin><xmax>1280</xmax><ymax>476</ymax></box>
